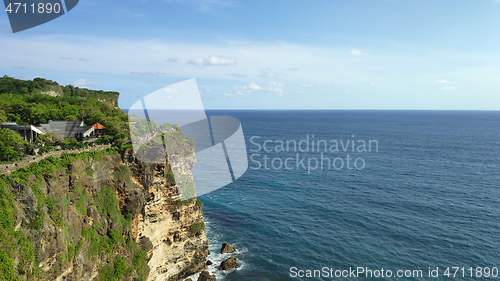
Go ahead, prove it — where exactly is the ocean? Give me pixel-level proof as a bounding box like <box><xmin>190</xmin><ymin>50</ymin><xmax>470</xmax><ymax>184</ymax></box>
<box><xmin>196</xmin><ymin>110</ymin><xmax>500</xmax><ymax>280</ymax></box>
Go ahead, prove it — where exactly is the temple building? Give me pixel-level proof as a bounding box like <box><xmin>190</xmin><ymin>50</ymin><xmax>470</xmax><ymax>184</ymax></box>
<box><xmin>37</xmin><ymin>121</ymin><xmax>95</xmax><ymax>140</ymax></box>
<box><xmin>0</xmin><ymin>122</ymin><xmax>45</xmax><ymax>142</ymax></box>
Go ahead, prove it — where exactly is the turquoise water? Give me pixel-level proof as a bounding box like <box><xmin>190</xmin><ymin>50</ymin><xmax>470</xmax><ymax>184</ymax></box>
<box><xmin>199</xmin><ymin>110</ymin><xmax>500</xmax><ymax>280</ymax></box>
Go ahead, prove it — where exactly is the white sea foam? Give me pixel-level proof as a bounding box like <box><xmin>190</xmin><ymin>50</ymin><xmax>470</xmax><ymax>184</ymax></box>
<box><xmin>188</xmin><ymin>217</ymin><xmax>246</xmax><ymax>280</ymax></box>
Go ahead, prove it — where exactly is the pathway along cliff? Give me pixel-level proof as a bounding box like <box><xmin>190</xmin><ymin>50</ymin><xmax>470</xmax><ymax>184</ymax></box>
<box><xmin>0</xmin><ymin>138</ymin><xmax>209</xmax><ymax>280</ymax></box>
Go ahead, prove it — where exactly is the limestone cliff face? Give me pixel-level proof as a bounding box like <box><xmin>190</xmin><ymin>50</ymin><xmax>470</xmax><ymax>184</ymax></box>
<box><xmin>2</xmin><ymin>144</ymin><xmax>208</xmax><ymax>280</ymax></box>
<box><xmin>129</xmin><ymin>134</ymin><xmax>210</xmax><ymax>281</ymax></box>
<box><xmin>134</xmin><ymin>161</ymin><xmax>208</xmax><ymax>281</ymax></box>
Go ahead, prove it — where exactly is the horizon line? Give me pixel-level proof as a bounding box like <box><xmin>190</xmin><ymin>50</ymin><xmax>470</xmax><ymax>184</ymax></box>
<box><xmin>120</xmin><ymin>108</ymin><xmax>500</xmax><ymax>111</ymax></box>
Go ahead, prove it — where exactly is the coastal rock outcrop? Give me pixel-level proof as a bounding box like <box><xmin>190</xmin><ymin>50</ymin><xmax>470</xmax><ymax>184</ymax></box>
<box><xmin>197</xmin><ymin>270</ymin><xmax>216</xmax><ymax>281</ymax></box>
<box><xmin>220</xmin><ymin>242</ymin><xmax>236</xmax><ymax>254</ymax></box>
<box><xmin>220</xmin><ymin>256</ymin><xmax>239</xmax><ymax>271</ymax></box>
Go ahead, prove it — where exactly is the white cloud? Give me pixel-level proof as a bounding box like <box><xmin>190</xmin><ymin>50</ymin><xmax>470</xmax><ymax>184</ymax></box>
<box><xmin>229</xmin><ymin>73</ymin><xmax>247</xmax><ymax>77</ymax></box>
<box><xmin>3</xmin><ymin>34</ymin><xmax>498</xmax><ymax>109</ymax></box>
<box><xmin>302</xmin><ymin>84</ymin><xmax>314</xmax><ymax>88</ymax></box>
<box><xmin>267</xmin><ymin>87</ymin><xmax>285</xmax><ymax>94</ymax></box>
<box><xmin>442</xmin><ymin>86</ymin><xmax>457</xmax><ymax>90</ymax></box>
<box><xmin>350</xmin><ymin>49</ymin><xmax>367</xmax><ymax>57</ymax></box>
<box><xmin>224</xmin><ymin>91</ymin><xmax>250</xmax><ymax>98</ymax></box>
<box><xmin>326</xmin><ymin>83</ymin><xmax>332</xmax><ymax>86</ymax></box>
<box><xmin>72</xmin><ymin>78</ymin><xmax>96</xmax><ymax>89</ymax></box>
<box><xmin>243</xmin><ymin>81</ymin><xmax>263</xmax><ymax>90</ymax></box>
<box><xmin>437</xmin><ymin>79</ymin><xmax>449</xmax><ymax>83</ymax></box>
<box><xmin>370</xmin><ymin>83</ymin><xmax>376</xmax><ymax>86</ymax></box>
<box><xmin>187</xmin><ymin>55</ymin><xmax>236</xmax><ymax>66</ymax></box>
<box><xmin>158</xmin><ymin>87</ymin><xmax>178</xmax><ymax>94</ymax></box>
<box><xmin>186</xmin><ymin>57</ymin><xmax>205</xmax><ymax>66</ymax></box>
<box><xmin>130</xmin><ymin>71</ymin><xmax>166</xmax><ymax>76</ymax></box>
<box><xmin>257</xmin><ymin>70</ymin><xmax>285</xmax><ymax>78</ymax></box>
<box><xmin>269</xmin><ymin>81</ymin><xmax>285</xmax><ymax>87</ymax></box>
<box><xmin>239</xmin><ymin>81</ymin><xmax>286</xmax><ymax>96</ymax></box>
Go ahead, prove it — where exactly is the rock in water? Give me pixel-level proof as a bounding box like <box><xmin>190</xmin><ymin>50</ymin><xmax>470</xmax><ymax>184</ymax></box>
<box><xmin>206</xmin><ymin>260</ymin><xmax>213</xmax><ymax>265</ymax></box>
<box><xmin>220</xmin><ymin>256</ymin><xmax>239</xmax><ymax>271</ymax></box>
<box><xmin>197</xmin><ymin>270</ymin><xmax>216</xmax><ymax>281</ymax></box>
<box><xmin>220</xmin><ymin>242</ymin><xmax>236</xmax><ymax>254</ymax></box>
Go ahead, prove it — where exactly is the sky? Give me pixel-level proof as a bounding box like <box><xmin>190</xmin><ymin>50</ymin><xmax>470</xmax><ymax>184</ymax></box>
<box><xmin>1</xmin><ymin>0</ymin><xmax>500</xmax><ymax>110</ymax></box>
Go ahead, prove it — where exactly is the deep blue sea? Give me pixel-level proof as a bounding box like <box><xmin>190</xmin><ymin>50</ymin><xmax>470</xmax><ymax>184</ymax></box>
<box><xmin>195</xmin><ymin>110</ymin><xmax>500</xmax><ymax>281</ymax></box>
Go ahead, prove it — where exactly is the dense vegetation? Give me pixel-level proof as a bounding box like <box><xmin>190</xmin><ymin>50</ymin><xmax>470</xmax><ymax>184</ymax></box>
<box><xmin>0</xmin><ymin>177</ymin><xmax>34</xmax><ymax>280</ymax></box>
<box><xmin>0</xmin><ymin>128</ymin><xmax>33</xmax><ymax>161</ymax></box>
<box><xmin>0</xmin><ymin>76</ymin><xmax>130</xmax><ymax>162</ymax></box>
<box><xmin>0</xmin><ymin>75</ymin><xmax>119</xmax><ymax>105</ymax></box>
<box><xmin>0</xmin><ymin>75</ymin><xmax>127</xmax><ymax>135</ymax></box>
<box><xmin>1</xmin><ymin>148</ymin><xmax>149</xmax><ymax>280</ymax></box>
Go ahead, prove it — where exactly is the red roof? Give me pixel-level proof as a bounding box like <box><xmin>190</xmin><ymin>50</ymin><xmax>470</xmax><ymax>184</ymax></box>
<box><xmin>92</xmin><ymin>123</ymin><xmax>107</xmax><ymax>129</ymax></box>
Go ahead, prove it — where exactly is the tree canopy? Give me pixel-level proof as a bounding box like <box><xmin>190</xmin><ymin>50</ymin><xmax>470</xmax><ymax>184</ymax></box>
<box><xmin>0</xmin><ymin>128</ymin><xmax>33</xmax><ymax>161</ymax></box>
<box><xmin>0</xmin><ymin>75</ymin><xmax>119</xmax><ymax>105</ymax></box>
<box><xmin>0</xmin><ymin>76</ymin><xmax>128</xmax><ymax>136</ymax></box>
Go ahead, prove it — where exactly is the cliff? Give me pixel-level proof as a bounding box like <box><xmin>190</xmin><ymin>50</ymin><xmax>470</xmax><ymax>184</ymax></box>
<box><xmin>0</xmin><ymin>75</ymin><xmax>119</xmax><ymax>107</ymax></box>
<box><xmin>0</xmin><ymin>142</ymin><xmax>209</xmax><ymax>280</ymax></box>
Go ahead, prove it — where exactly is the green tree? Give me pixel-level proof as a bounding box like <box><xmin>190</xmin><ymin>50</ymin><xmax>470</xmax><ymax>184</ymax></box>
<box><xmin>63</xmin><ymin>138</ymin><xmax>78</xmax><ymax>147</ymax></box>
<box><xmin>0</xmin><ymin>128</ymin><xmax>33</xmax><ymax>161</ymax></box>
<box><xmin>0</xmin><ymin>76</ymin><xmax>127</xmax><ymax>135</ymax></box>
<box><xmin>37</xmin><ymin>132</ymin><xmax>62</xmax><ymax>146</ymax></box>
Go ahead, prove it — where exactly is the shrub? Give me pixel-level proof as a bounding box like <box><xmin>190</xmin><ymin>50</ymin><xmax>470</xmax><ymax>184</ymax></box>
<box><xmin>171</xmin><ymin>198</ymin><xmax>194</xmax><ymax>206</ymax></box>
<box><xmin>46</xmin><ymin>196</ymin><xmax>63</xmax><ymax>227</ymax></box>
<box><xmin>76</xmin><ymin>191</ymin><xmax>89</xmax><ymax>215</ymax></box>
<box><xmin>38</xmin><ymin>146</ymin><xmax>54</xmax><ymax>154</ymax></box>
<box><xmin>95</xmin><ymin>135</ymin><xmax>113</xmax><ymax>145</ymax></box>
<box><xmin>113</xmin><ymin>165</ymin><xmax>131</xmax><ymax>184</ymax></box>
<box><xmin>10</xmin><ymin>148</ymin><xmax>118</xmax><ymax>185</ymax></box>
<box><xmin>189</xmin><ymin>222</ymin><xmax>205</xmax><ymax>234</ymax></box>
<box><xmin>37</xmin><ymin>132</ymin><xmax>62</xmax><ymax>146</ymax></box>
<box><xmin>63</xmin><ymin>138</ymin><xmax>78</xmax><ymax>147</ymax></box>
<box><xmin>85</xmin><ymin>166</ymin><xmax>95</xmax><ymax>177</ymax></box>
<box><xmin>0</xmin><ymin>127</ymin><xmax>33</xmax><ymax>161</ymax></box>
<box><xmin>166</xmin><ymin>172</ymin><xmax>175</xmax><ymax>183</ymax></box>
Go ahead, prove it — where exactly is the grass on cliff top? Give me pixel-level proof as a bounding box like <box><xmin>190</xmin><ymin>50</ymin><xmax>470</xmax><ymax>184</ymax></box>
<box><xmin>10</xmin><ymin>148</ymin><xmax>119</xmax><ymax>185</ymax></box>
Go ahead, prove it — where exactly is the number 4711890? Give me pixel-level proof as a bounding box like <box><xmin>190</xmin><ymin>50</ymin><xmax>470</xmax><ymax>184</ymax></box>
<box><xmin>6</xmin><ymin>2</ymin><xmax>62</xmax><ymax>14</ymax></box>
